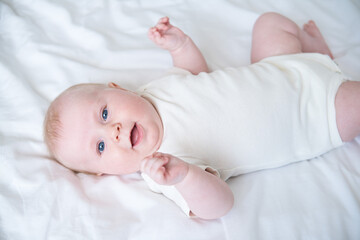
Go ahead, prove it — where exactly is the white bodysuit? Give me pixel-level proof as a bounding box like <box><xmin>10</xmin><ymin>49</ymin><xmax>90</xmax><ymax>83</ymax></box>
<box><xmin>137</xmin><ymin>53</ymin><xmax>346</xmax><ymax>216</ymax></box>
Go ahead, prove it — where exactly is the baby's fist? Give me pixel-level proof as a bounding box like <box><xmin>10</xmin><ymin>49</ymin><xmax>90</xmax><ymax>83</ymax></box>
<box><xmin>141</xmin><ymin>152</ymin><xmax>189</xmax><ymax>186</ymax></box>
<box><xmin>148</xmin><ymin>16</ymin><xmax>188</xmax><ymax>52</ymax></box>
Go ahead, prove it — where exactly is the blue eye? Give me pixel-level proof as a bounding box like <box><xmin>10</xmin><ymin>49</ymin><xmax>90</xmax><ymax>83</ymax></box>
<box><xmin>98</xmin><ymin>141</ymin><xmax>105</xmax><ymax>154</ymax></box>
<box><xmin>102</xmin><ymin>107</ymin><xmax>108</xmax><ymax>121</ymax></box>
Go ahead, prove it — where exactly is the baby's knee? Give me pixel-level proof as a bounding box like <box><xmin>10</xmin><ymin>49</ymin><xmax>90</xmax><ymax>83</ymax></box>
<box><xmin>254</xmin><ymin>12</ymin><xmax>283</xmax><ymax>27</ymax></box>
<box><xmin>254</xmin><ymin>12</ymin><xmax>295</xmax><ymax>34</ymax></box>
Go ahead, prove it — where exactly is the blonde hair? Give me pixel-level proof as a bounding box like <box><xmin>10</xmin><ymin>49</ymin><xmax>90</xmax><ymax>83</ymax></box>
<box><xmin>44</xmin><ymin>96</ymin><xmax>64</xmax><ymax>160</ymax></box>
<box><xmin>43</xmin><ymin>83</ymin><xmax>106</xmax><ymax>168</ymax></box>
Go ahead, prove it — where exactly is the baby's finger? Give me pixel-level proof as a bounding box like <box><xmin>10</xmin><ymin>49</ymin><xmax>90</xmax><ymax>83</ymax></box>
<box><xmin>152</xmin><ymin>167</ymin><xmax>167</xmax><ymax>184</ymax></box>
<box><xmin>156</xmin><ymin>23</ymin><xmax>169</xmax><ymax>31</ymax></box>
<box><xmin>140</xmin><ymin>156</ymin><xmax>167</xmax><ymax>174</ymax></box>
<box><xmin>148</xmin><ymin>27</ymin><xmax>159</xmax><ymax>38</ymax></box>
<box><xmin>141</xmin><ymin>157</ymin><xmax>155</xmax><ymax>173</ymax></box>
<box><xmin>158</xmin><ymin>16</ymin><xmax>169</xmax><ymax>24</ymax></box>
<box><xmin>152</xmin><ymin>152</ymin><xmax>167</xmax><ymax>158</ymax></box>
<box><xmin>140</xmin><ymin>156</ymin><xmax>155</xmax><ymax>173</ymax></box>
<box><xmin>148</xmin><ymin>27</ymin><xmax>156</xmax><ymax>34</ymax></box>
<box><xmin>150</xmin><ymin>156</ymin><xmax>169</xmax><ymax>174</ymax></box>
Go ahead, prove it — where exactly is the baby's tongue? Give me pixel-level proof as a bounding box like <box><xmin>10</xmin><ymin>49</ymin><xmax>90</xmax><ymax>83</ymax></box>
<box><xmin>131</xmin><ymin>125</ymin><xmax>138</xmax><ymax>146</ymax></box>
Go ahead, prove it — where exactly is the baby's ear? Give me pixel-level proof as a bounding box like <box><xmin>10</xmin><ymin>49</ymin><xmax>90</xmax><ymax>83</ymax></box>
<box><xmin>108</xmin><ymin>82</ymin><xmax>126</xmax><ymax>90</ymax></box>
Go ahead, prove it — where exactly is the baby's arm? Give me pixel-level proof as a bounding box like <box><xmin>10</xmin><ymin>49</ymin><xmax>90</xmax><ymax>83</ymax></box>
<box><xmin>148</xmin><ymin>17</ymin><xmax>209</xmax><ymax>75</ymax></box>
<box><xmin>141</xmin><ymin>152</ymin><xmax>234</xmax><ymax>219</ymax></box>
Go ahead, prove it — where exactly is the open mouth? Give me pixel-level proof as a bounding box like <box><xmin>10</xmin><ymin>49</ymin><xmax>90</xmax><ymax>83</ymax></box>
<box><xmin>130</xmin><ymin>123</ymin><xmax>143</xmax><ymax>148</ymax></box>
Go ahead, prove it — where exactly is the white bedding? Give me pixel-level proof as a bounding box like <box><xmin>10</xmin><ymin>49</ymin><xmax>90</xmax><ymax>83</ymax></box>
<box><xmin>1</xmin><ymin>0</ymin><xmax>359</xmax><ymax>239</ymax></box>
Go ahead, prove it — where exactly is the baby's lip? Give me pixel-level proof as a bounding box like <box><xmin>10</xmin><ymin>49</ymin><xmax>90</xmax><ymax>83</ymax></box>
<box><xmin>130</xmin><ymin>123</ymin><xmax>143</xmax><ymax>148</ymax></box>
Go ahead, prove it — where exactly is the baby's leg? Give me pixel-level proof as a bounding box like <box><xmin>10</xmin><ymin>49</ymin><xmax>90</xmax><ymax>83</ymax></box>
<box><xmin>251</xmin><ymin>12</ymin><xmax>333</xmax><ymax>63</ymax></box>
<box><xmin>335</xmin><ymin>81</ymin><xmax>360</xmax><ymax>142</ymax></box>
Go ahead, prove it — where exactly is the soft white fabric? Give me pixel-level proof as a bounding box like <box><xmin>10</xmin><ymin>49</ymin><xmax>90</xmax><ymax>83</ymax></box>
<box><xmin>1</xmin><ymin>0</ymin><xmax>360</xmax><ymax>239</ymax></box>
<box><xmin>139</xmin><ymin>53</ymin><xmax>346</xmax><ymax>215</ymax></box>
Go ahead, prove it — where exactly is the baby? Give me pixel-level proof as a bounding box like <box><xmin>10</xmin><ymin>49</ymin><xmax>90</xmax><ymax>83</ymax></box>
<box><xmin>44</xmin><ymin>13</ymin><xmax>360</xmax><ymax>219</ymax></box>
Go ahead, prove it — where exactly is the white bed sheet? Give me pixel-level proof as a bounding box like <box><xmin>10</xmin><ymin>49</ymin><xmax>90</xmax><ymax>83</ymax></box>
<box><xmin>0</xmin><ymin>0</ymin><xmax>359</xmax><ymax>239</ymax></box>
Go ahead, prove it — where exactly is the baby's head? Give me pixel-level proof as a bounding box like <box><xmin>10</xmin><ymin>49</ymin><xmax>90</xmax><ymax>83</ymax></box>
<box><xmin>44</xmin><ymin>83</ymin><xmax>163</xmax><ymax>175</ymax></box>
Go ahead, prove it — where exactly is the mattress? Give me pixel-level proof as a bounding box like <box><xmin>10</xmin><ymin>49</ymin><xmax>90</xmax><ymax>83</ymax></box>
<box><xmin>0</xmin><ymin>0</ymin><xmax>359</xmax><ymax>239</ymax></box>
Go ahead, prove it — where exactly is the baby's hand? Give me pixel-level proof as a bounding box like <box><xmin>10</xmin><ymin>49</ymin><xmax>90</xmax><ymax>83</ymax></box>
<box><xmin>148</xmin><ymin>16</ymin><xmax>188</xmax><ymax>52</ymax></box>
<box><xmin>141</xmin><ymin>152</ymin><xmax>189</xmax><ymax>185</ymax></box>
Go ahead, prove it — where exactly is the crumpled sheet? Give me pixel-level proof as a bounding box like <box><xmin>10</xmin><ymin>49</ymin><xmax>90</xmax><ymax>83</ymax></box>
<box><xmin>0</xmin><ymin>0</ymin><xmax>359</xmax><ymax>239</ymax></box>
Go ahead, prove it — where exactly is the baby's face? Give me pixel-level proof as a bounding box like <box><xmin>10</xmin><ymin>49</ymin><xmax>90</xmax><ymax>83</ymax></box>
<box><xmin>56</xmin><ymin>84</ymin><xmax>163</xmax><ymax>175</ymax></box>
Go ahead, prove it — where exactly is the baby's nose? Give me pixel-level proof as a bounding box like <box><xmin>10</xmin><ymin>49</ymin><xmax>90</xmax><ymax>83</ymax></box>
<box><xmin>111</xmin><ymin>123</ymin><xmax>121</xmax><ymax>142</ymax></box>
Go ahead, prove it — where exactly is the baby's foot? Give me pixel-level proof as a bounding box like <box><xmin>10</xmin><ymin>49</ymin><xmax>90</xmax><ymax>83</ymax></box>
<box><xmin>301</xmin><ymin>21</ymin><xmax>334</xmax><ymax>59</ymax></box>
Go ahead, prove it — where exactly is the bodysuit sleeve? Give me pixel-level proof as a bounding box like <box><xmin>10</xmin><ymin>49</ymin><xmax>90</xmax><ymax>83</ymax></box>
<box><xmin>141</xmin><ymin>165</ymin><xmax>220</xmax><ymax>217</ymax></box>
<box><xmin>165</xmin><ymin>67</ymin><xmax>192</xmax><ymax>76</ymax></box>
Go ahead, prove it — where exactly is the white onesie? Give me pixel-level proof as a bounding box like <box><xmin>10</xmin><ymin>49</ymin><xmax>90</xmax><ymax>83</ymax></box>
<box><xmin>137</xmin><ymin>53</ymin><xmax>346</xmax><ymax>216</ymax></box>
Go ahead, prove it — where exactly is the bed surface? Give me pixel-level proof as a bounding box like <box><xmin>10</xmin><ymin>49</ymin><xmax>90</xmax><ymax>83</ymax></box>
<box><xmin>1</xmin><ymin>0</ymin><xmax>360</xmax><ymax>239</ymax></box>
